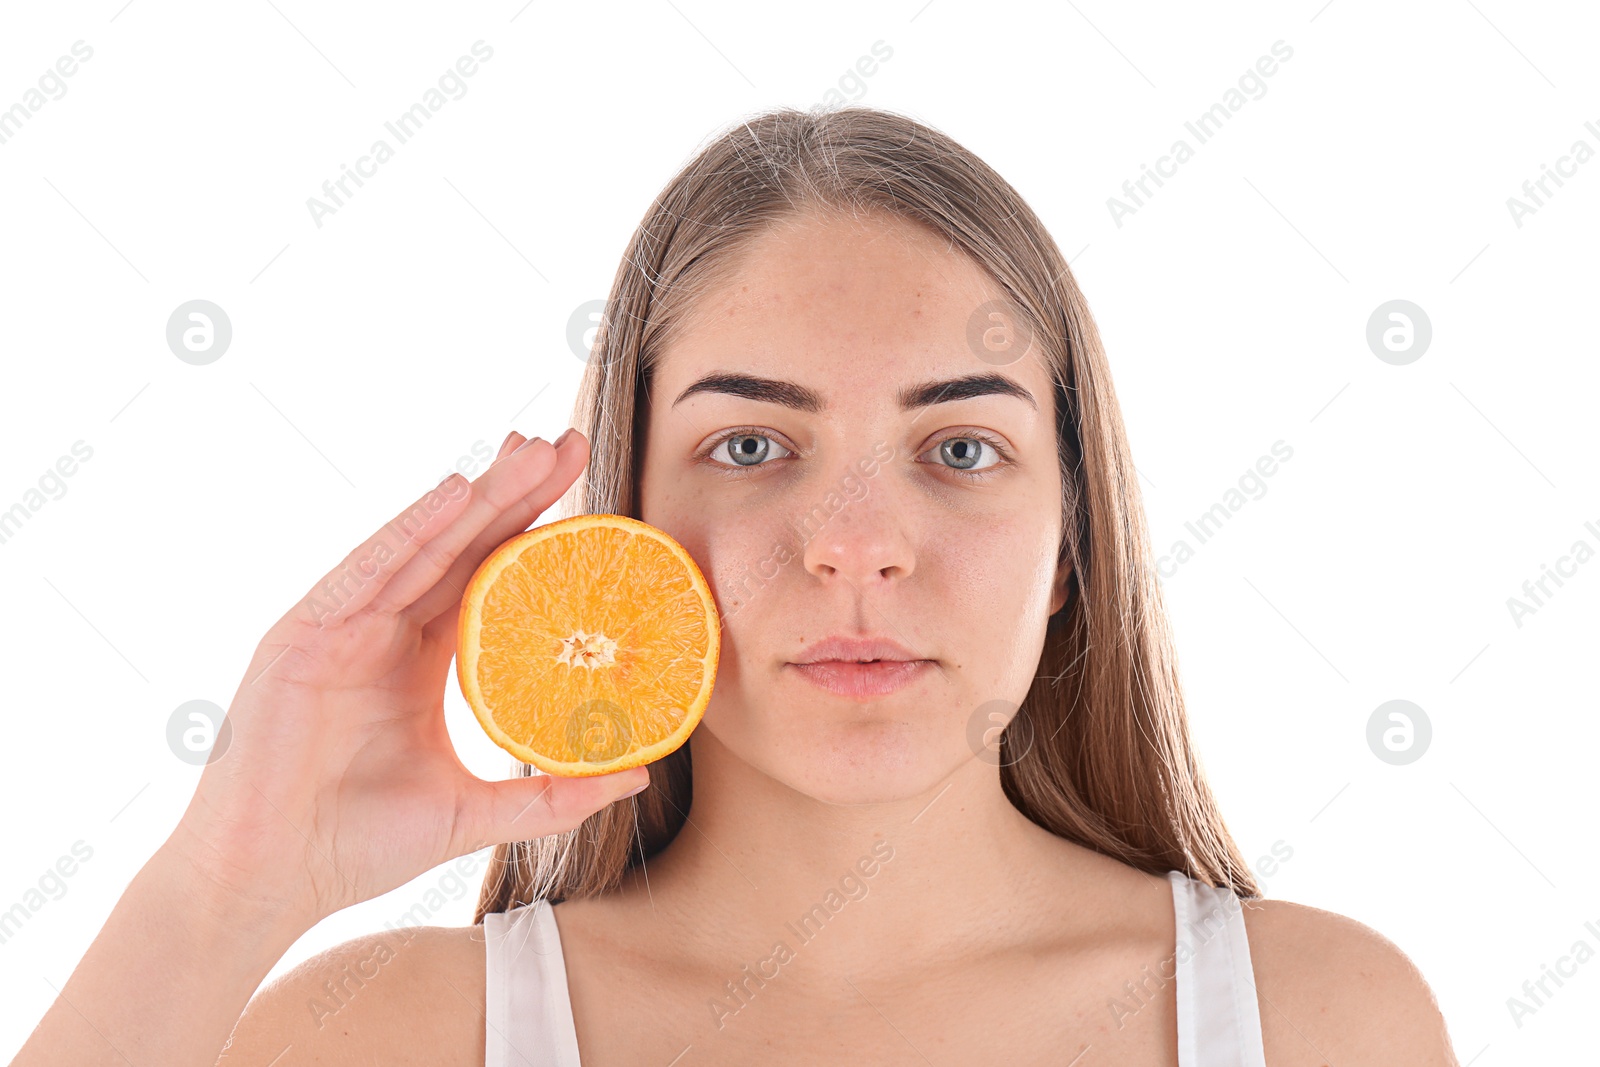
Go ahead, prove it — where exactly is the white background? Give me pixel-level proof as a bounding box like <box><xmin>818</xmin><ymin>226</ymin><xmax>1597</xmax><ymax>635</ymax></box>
<box><xmin>2</xmin><ymin>0</ymin><xmax>1597</xmax><ymax>1060</ymax></box>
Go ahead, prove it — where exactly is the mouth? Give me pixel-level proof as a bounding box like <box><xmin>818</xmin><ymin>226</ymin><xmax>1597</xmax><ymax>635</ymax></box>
<box><xmin>787</xmin><ymin>658</ymin><xmax>934</xmax><ymax>700</ymax></box>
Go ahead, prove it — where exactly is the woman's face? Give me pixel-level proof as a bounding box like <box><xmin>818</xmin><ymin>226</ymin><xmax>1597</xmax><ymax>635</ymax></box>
<box><xmin>637</xmin><ymin>206</ymin><xmax>1070</xmax><ymax>804</ymax></box>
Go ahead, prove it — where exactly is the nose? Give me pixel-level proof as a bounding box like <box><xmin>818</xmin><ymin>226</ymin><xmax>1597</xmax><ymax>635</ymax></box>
<box><xmin>799</xmin><ymin>468</ymin><xmax>917</xmax><ymax>587</ymax></box>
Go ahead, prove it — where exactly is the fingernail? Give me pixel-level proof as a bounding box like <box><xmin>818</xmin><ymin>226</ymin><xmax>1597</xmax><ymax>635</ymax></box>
<box><xmin>499</xmin><ymin>430</ymin><xmax>522</xmax><ymax>453</ymax></box>
<box><xmin>512</xmin><ymin>435</ymin><xmax>544</xmax><ymax>455</ymax></box>
<box><xmin>553</xmin><ymin>427</ymin><xmax>575</xmax><ymax>448</ymax></box>
<box><xmin>619</xmin><ymin>777</ymin><xmax>649</xmax><ymax>799</ymax></box>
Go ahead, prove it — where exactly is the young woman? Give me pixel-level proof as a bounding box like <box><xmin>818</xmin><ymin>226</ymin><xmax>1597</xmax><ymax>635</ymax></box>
<box><xmin>13</xmin><ymin>106</ymin><xmax>1459</xmax><ymax>1066</ymax></box>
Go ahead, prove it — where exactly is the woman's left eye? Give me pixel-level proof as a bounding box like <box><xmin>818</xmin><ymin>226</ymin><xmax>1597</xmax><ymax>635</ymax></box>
<box><xmin>921</xmin><ymin>434</ymin><xmax>1005</xmax><ymax>478</ymax></box>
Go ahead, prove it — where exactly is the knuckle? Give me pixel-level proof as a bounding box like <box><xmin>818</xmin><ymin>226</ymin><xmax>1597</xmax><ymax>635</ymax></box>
<box><xmin>410</xmin><ymin>536</ymin><xmax>457</xmax><ymax>583</ymax></box>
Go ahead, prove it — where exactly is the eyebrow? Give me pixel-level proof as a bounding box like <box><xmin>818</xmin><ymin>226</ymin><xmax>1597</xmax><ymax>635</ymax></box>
<box><xmin>671</xmin><ymin>371</ymin><xmax>1038</xmax><ymax>413</ymax></box>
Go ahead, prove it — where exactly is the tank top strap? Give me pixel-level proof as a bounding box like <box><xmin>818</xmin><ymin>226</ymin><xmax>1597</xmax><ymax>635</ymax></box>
<box><xmin>1167</xmin><ymin>869</ymin><xmax>1268</xmax><ymax>1066</ymax></box>
<box><xmin>482</xmin><ymin>898</ymin><xmax>584</xmax><ymax>1067</ymax></box>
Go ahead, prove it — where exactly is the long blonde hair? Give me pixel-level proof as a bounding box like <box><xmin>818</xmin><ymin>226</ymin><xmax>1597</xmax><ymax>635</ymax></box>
<box><xmin>475</xmin><ymin>104</ymin><xmax>1259</xmax><ymax>919</ymax></box>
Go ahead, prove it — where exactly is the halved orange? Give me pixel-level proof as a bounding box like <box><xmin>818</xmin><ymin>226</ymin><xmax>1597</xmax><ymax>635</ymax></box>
<box><xmin>456</xmin><ymin>514</ymin><xmax>720</xmax><ymax>776</ymax></box>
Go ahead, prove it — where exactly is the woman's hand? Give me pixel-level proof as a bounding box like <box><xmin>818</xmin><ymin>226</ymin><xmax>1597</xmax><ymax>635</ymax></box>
<box><xmin>163</xmin><ymin>427</ymin><xmax>645</xmax><ymax>933</ymax></box>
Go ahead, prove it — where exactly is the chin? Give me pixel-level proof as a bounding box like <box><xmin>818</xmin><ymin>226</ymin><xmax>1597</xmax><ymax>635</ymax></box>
<box><xmin>751</xmin><ymin>707</ymin><xmax>961</xmax><ymax>804</ymax></box>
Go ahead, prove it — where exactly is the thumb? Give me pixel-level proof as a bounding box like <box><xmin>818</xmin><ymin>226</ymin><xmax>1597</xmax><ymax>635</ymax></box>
<box><xmin>463</xmin><ymin>766</ymin><xmax>651</xmax><ymax>846</ymax></box>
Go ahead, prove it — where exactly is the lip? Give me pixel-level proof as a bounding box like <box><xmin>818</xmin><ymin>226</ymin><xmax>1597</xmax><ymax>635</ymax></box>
<box><xmin>792</xmin><ymin>635</ymin><xmax>925</xmax><ymax>665</ymax></box>
<box><xmin>787</xmin><ymin>635</ymin><xmax>934</xmax><ymax>701</ymax></box>
<box><xmin>789</xmin><ymin>659</ymin><xmax>935</xmax><ymax>700</ymax></box>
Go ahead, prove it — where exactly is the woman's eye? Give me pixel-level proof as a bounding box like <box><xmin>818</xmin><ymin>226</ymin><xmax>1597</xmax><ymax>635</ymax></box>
<box><xmin>705</xmin><ymin>431</ymin><xmax>1005</xmax><ymax>478</ymax></box>
<box><xmin>924</xmin><ymin>435</ymin><xmax>1003</xmax><ymax>477</ymax></box>
<box><xmin>708</xmin><ymin>432</ymin><xmax>792</xmax><ymax>469</ymax></box>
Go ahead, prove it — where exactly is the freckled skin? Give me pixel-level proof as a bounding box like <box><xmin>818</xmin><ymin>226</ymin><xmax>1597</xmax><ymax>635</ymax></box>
<box><xmin>637</xmin><ymin>204</ymin><xmax>1070</xmax><ymax>804</ymax></box>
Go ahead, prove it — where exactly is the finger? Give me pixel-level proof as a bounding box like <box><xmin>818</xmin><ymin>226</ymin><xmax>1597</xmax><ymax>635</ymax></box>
<box><xmin>367</xmin><ymin>436</ymin><xmax>565</xmax><ymax>616</ymax></box>
<box><xmin>457</xmin><ymin>765</ymin><xmax>649</xmax><ymax>848</ymax></box>
<box><xmin>497</xmin><ymin>430</ymin><xmax>527</xmax><ymax>461</ymax></box>
<box><xmin>290</xmin><ymin>473</ymin><xmax>475</xmax><ymax>629</ymax></box>
<box><xmin>411</xmin><ymin>429</ymin><xmax>591</xmax><ymax>630</ymax></box>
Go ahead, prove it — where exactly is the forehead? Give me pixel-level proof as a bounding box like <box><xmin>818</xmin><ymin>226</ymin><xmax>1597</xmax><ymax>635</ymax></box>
<box><xmin>655</xmin><ymin>206</ymin><xmax>1049</xmax><ymax>408</ymax></box>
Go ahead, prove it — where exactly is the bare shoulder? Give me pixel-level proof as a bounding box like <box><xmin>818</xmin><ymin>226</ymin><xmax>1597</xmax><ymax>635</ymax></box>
<box><xmin>1240</xmin><ymin>896</ymin><xmax>1459</xmax><ymax>1065</ymax></box>
<box><xmin>219</xmin><ymin>924</ymin><xmax>486</xmax><ymax>1066</ymax></box>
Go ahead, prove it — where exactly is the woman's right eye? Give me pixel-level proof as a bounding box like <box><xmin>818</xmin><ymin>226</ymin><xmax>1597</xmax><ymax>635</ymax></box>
<box><xmin>707</xmin><ymin>432</ymin><xmax>793</xmax><ymax>470</ymax></box>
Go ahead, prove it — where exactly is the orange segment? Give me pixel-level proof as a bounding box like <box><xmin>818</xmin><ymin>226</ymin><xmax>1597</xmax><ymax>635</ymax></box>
<box><xmin>456</xmin><ymin>514</ymin><xmax>719</xmax><ymax>776</ymax></box>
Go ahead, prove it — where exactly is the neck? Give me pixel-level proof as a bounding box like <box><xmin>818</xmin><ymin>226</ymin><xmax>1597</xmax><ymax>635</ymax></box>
<box><xmin>616</xmin><ymin>728</ymin><xmax>1092</xmax><ymax>981</ymax></box>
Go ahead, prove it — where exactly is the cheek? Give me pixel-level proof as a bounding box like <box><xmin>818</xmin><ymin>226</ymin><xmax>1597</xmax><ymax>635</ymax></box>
<box><xmin>937</xmin><ymin>510</ymin><xmax>1058</xmax><ymax>621</ymax></box>
<box><xmin>641</xmin><ymin>480</ymin><xmax>792</xmax><ymax>619</ymax></box>
<box><xmin>704</xmin><ymin>521</ymin><xmax>799</xmax><ymax>619</ymax></box>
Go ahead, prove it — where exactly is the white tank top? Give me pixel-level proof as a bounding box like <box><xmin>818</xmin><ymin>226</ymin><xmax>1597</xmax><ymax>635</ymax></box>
<box><xmin>483</xmin><ymin>868</ymin><xmax>1267</xmax><ymax>1065</ymax></box>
